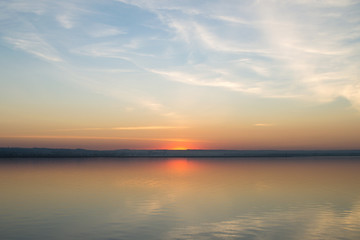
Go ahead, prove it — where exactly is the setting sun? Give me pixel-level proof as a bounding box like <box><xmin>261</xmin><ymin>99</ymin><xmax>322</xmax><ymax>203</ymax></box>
<box><xmin>166</xmin><ymin>143</ymin><xmax>200</xmax><ymax>150</ymax></box>
<box><xmin>162</xmin><ymin>141</ymin><xmax>200</xmax><ymax>150</ymax></box>
<box><xmin>171</xmin><ymin>147</ymin><xmax>188</xmax><ymax>150</ymax></box>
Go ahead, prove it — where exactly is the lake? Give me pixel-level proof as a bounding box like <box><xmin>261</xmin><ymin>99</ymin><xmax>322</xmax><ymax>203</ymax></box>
<box><xmin>1</xmin><ymin>157</ymin><xmax>360</xmax><ymax>240</ymax></box>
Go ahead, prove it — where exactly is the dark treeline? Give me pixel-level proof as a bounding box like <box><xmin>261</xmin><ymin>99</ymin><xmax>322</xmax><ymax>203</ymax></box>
<box><xmin>1</xmin><ymin>148</ymin><xmax>360</xmax><ymax>158</ymax></box>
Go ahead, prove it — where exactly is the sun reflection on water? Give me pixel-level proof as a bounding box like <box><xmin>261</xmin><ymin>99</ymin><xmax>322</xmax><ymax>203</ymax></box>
<box><xmin>165</xmin><ymin>159</ymin><xmax>193</xmax><ymax>174</ymax></box>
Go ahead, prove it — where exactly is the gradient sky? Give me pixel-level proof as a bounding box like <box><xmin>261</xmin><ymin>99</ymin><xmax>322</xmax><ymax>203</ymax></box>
<box><xmin>0</xmin><ymin>0</ymin><xmax>360</xmax><ymax>150</ymax></box>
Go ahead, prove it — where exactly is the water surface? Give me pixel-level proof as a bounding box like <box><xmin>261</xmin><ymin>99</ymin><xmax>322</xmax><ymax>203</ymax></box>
<box><xmin>1</xmin><ymin>157</ymin><xmax>360</xmax><ymax>239</ymax></box>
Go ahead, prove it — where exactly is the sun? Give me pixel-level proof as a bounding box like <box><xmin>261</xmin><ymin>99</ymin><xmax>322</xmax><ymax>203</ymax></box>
<box><xmin>171</xmin><ymin>146</ymin><xmax>188</xmax><ymax>150</ymax></box>
<box><xmin>161</xmin><ymin>140</ymin><xmax>201</xmax><ymax>150</ymax></box>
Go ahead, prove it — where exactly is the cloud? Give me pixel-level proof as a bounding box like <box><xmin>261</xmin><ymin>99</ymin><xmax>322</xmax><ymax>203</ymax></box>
<box><xmin>1</xmin><ymin>1</ymin><xmax>47</xmax><ymax>15</ymax></box>
<box><xmin>55</xmin><ymin>3</ymin><xmax>94</xmax><ymax>29</ymax></box>
<box><xmin>71</xmin><ymin>40</ymin><xmax>155</xmax><ymax>65</ymax></box>
<box><xmin>148</xmin><ymin>68</ymin><xmax>260</xmax><ymax>93</ymax></box>
<box><xmin>289</xmin><ymin>0</ymin><xmax>356</xmax><ymax>7</ymax></box>
<box><xmin>114</xmin><ymin>126</ymin><xmax>188</xmax><ymax>130</ymax></box>
<box><xmin>115</xmin><ymin>0</ymin><xmax>360</xmax><ymax>109</ymax></box>
<box><xmin>56</xmin><ymin>14</ymin><xmax>74</xmax><ymax>29</ymax></box>
<box><xmin>1</xmin><ymin>0</ymin><xmax>359</xmax><ymax>111</ymax></box>
<box><xmin>2</xmin><ymin>135</ymin><xmax>202</xmax><ymax>143</ymax></box>
<box><xmin>253</xmin><ymin>0</ymin><xmax>360</xmax><ymax>107</ymax></box>
<box><xmin>72</xmin><ymin>42</ymin><xmax>127</xmax><ymax>58</ymax></box>
<box><xmin>87</xmin><ymin>25</ymin><xmax>126</xmax><ymax>38</ymax></box>
<box><xmin>54</xmin><ymin>126</ymin><xmax>189</xmax><ymax>131</ymax></box>
<box><xmin>137</xmin><ymin>99</ymin><xmax>186</xmax><ymax>122</ymax></box>
<box><xmin>254</xmin><ymin>123</ymin><xmax>273</xmax><ymax>127</ymax></box>
<box><xmin>3</xmin><ymin>33</ymin><xmax>63</xmax><ymax>62</ymax></box>
<box><xmin>214</xmin><ymin>15</ymin><xmax>251</xmax><ymax>25</ymax></box>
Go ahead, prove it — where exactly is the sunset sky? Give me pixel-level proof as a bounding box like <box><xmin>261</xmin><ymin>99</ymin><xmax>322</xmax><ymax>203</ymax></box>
<box><xmin>1</xmin><ymin>0</ymin><xmax>360</xmax><ymax>150</ymax></box>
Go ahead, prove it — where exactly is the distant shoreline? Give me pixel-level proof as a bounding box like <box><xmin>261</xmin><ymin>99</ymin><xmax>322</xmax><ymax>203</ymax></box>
<box><xmin>1</xmin><ymin>148</ymin><xmax>360</xmax><ymax>158</ymax></box>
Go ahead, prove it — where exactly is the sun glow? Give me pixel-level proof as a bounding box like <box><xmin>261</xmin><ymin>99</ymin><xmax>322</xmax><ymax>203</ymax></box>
<box><xmin>171</xmin><ymin>146</ymin><xmax>188</xmax><ymax>150</ymax></box>
<box><xmin>164</xmin><ymin>142</ymin><xmax>201</xmax><ymax>150</ymax></box>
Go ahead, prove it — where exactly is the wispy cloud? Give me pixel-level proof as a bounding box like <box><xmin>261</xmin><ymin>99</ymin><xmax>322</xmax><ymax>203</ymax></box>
<box><xmin>115</xmin><ymin>0</ymin><xmax>360</xmax><ymax>109</ymax></box>
<box><xmin>114</xmin><ymin>126</ymin><xmax>188</xmax><ymax>130</ymax></box>
<box><xmin>1</xmin><ymin>1</ymin><xmax>47</xmax><ymax>15</ymax></box>
<box><xmin>2</xmin><ymin>135</ymin><xmax>202</xmax><ymax>143</ymax></box>
<box><xmin>1</xmin><ymin>0</ymin><xmax>359</xmax><ymax>111</ymax></box>
<box><xmin>72</xmin><ymin>42</ymin><xmax>127</xmax><ymax>58</ymax></box>
<box><xmin>3</xmin><ymin>34</ymin><xmax>63</xmax><ymax>62</ymax></box>
<box><xmin>87</xmin><ymin>25</ymin><xmax>126</xmax><ymax>38</ymax></box>
<box><xmin>214</xmin><ymin>15</ymin><xmax>252</xmax><ymax>25</ymax></box>
<box><xmin>254</xmin><ymin>123</ymin><xmax>273</xmax><ymax>127</ymax></box>
<box><xmin>54</xmin><ymin>126</ymin><xmax>189</xmax><ymax>131</ymax></box>
<box><xmin>148</xmin><ymin>69</ymin><xmax>260</xmax><ymax>93</ymax></box>
<box><xmin>56</xmin><ymin>14</ymin><xmax>74</xmax><ymax>29</ymax></box>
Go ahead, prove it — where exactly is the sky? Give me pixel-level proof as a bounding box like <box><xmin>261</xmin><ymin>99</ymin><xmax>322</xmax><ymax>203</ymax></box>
<box><xmin>0</xmin><ymin>0</ymin><xmax>360</xmax><ymax>150</ymax></box>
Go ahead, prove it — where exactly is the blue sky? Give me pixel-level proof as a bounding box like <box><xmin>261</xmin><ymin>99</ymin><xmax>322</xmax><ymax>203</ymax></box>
<box><xmin>1</xmin><ymin>0</ymin><xmax>360</xmax><ymax>149</ymax></box>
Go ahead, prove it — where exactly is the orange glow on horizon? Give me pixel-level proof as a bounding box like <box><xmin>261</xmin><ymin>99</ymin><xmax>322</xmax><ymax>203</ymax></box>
<box><xmin>163</xmin><ymin>141</ymin><xmax>202</xmax><ymax>150</ymax></box>
<box><xmin>171</xmin><ymin>147</ymin><xmax>188</xmax><ymax>150</ymax></box>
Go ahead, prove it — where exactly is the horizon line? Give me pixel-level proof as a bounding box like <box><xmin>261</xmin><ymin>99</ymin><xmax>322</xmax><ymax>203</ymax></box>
<box><xmin>1</xmin><ymin>147</ymin><xmax>360</xmax><ymax>151</ymax></box>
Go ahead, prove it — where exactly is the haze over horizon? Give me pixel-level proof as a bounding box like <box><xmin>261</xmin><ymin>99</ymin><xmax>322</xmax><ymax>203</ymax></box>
<box><xmin>1</xmin><ymin>0</ymin><xmax>360</xmax><ymax>150</ymax></box>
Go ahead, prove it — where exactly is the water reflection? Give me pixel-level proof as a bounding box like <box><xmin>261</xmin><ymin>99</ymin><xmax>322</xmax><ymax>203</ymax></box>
<box><xmin>165</xmin><ymin>159</ymin><xmax>194</xmax><ymax>175</ymax></box>
<box><xmin>0</xmin><ymin>157</ymin><xmax>360</xmax><ymax>240</ymax></box>
<box><xmin>167</xmin><ymin>202</ymin><xmax>360</xmax><ymax>239</ymax></box>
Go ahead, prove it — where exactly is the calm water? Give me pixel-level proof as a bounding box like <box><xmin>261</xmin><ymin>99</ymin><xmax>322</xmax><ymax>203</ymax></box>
<box><xmin>1</xmin><ymin>157</ymin><xmax>360</xmax><ymax>240</ymax></box>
